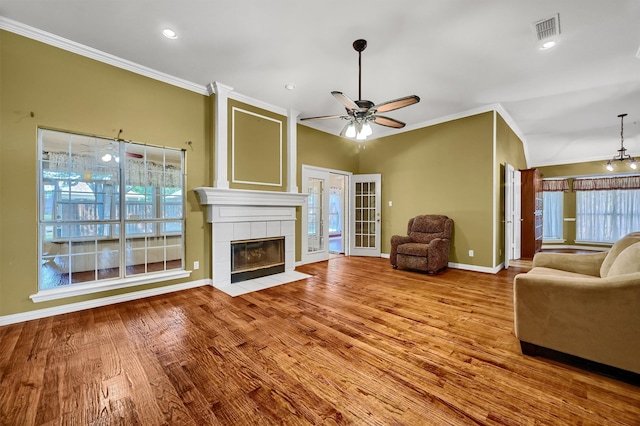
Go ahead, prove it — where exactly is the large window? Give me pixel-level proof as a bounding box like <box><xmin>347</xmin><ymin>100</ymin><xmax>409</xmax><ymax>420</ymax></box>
<box><xmin>39</xmin><ymin>129</ymin><xmax>185</xmax><ymax>291</ymax></box>
<box><xmin>574</xmin><ymin>176</ymin><xmax>640</xmax><ymax>243</ymax></box>
<box><xmin>576</xmin><ymin>189</ymin><xmax>640</xmax><ymax>243</ymax></box>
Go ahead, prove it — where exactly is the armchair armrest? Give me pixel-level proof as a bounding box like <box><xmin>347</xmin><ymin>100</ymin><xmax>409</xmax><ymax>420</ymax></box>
<box><xmin>514</xmin><ymin>272</ymin><xmax>640</xmax><ymax>373</ymax></box>
<box><xmin>390</xmin><ymin>235</ymin><xmax>413</xmax><ymax>266</ymax></box>
<box><xmin>425</xmin><ymin>238</ymin><xmax>451</xmax><ymax>272</ymax></box>
<box><xmin>532</xmin><ymin>251</ymin><xmax>607</xmax><ymax>277</ymax></box>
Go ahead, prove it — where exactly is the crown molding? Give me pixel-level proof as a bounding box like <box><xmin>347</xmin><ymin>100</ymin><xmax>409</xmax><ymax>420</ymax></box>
<box><xmin>0</xmin><ymin>16</ymin><xmax>209</xmax><ymax>95</ymax></box>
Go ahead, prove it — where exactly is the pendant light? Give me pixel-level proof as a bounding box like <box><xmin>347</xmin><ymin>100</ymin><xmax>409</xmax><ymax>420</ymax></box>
<box><xmin>605</xmin><ymin>113</ymin><xmax>637</xmax><ymax>171</ymax></box>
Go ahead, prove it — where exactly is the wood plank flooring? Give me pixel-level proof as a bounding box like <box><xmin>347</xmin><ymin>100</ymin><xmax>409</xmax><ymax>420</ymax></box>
<box><xmin>1</xmin><ymin>257</ymin><xmax>639</xmax><ymax>425</ymax></box>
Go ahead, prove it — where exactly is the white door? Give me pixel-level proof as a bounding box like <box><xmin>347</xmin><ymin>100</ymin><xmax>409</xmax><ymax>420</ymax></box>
<box><xmin>514</xmin><ymin>171</ymin><xmax>522</xmax><ymax>260</ymax></box>
<box><xmin>505</xmin><ymin>164</ymin><xmax>522</xmax><ymax>268</ymax></box>
<box><xmin>302</xmin><ymin>167</ymin><xmax>330</xmax><ymax>264</ymax></box>
<box><xmin>350</xmin><ymin>174</ymin><xmax>381</xmax><ymax>257</ymax></box>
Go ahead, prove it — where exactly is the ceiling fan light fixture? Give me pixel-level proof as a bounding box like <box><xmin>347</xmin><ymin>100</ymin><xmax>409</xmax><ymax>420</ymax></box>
<box><xmin>361</xmin><ymin>121</ymin><xmax>373</xmax><ymax>137</ymax></box>
<box><xmin>299</xmin><ymin>39</ymin><xmax>419</xmax><ymax>139</ymax></box>
<box><xmin>345</xmin><ymin>123</ymin><xmax>356</xmax><ymax>138</ymax></box>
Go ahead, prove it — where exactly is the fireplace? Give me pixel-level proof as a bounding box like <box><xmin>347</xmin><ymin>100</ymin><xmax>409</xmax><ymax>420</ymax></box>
<box><xmin>194</xmin><ymin>187</ymin><xmax>308</xmax><ymax>289</ymax></box>
<box><xmin>231</xmin><ymin>237</ymin><xmax>285</xmax><ymax>283</ymax></box>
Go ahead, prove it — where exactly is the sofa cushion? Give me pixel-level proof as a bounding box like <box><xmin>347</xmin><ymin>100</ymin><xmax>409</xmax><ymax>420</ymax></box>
<box><xmin>600</xmin><ymin>232</ymin><xmax>640</xmax><ymax>277</ymax></box>
<box><xmin>607</xmin><ymin>241</ymin><xmax>640</xmax><ymax>277</ymax></box>
<box><xmin>527</xmin><ymin>267</ymin><xmax>596</xmax><ymax>279</ymax></box>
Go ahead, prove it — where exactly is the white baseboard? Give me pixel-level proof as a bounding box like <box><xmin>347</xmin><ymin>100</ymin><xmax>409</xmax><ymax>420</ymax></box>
<box><xmin>448</xmin><ymin>262</ymin><xmax>503</xmax><ymax>274</ymax></box>
<box><xmin>0</xmin><ymin>279</ymin><xmax>212</xmax><ymax>327</ymax></box>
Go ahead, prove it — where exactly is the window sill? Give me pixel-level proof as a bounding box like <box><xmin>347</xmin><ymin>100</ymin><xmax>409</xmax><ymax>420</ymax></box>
<box><xmin>30</xmin><ymin>269</ymin><xmax>192</xmax><ymax>303</ymax></box>
<box><xmin>542</xmin><ymin>239</ymin><xmax>565</xmax><ymax>243</ymax></box>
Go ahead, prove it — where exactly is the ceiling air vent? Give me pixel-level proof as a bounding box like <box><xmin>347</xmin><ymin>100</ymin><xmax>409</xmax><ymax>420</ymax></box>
<box><xmin>533</xmin><ymin>13</ymin><xmax>561</xmax><ymax>41</ymax></box>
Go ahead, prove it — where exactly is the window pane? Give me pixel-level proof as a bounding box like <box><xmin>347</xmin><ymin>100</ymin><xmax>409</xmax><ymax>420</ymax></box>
<box><xmin>542</xmin><ymin>191</ymin><xmax>563</xmax><ymax>240</ymax></box>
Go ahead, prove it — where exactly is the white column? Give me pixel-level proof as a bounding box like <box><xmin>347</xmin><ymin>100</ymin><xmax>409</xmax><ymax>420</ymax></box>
<box><xmin>287</xmin><ymin>108</ymin><xmax>300</xmax><ymax>193</ymax></box>
<box><xmin>210</xmin><ymin>82</ymin><xmax>233</xmax><ymax>189</ymax></box>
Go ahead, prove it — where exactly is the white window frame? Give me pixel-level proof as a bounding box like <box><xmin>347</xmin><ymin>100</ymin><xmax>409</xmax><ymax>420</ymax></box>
<box><xmin>32</xmin><ymin>129</ymin><xmax>190</xmax><ymax>303</ymax></box>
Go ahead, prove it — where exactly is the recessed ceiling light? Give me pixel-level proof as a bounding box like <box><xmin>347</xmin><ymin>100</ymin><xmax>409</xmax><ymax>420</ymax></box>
<box><xmin>540</xmin><ymin>40</ymin><xmax>556</xmax><ymax>50</ymax></box>
<box><xmin>162</xmin><ymin>29</ymin><xmax>178</xmax><ymax>39</ymax></box>
<box><xmin>284</xmin><ymin>83</ymin><xmax>296</xmax><ymax>91</ymax></box>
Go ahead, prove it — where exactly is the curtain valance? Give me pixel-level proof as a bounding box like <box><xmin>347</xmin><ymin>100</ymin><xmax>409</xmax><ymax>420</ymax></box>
<box><xmin>542</xmin><ymin>179</ymin><xmax>569</xmax><ymax>192</ymax></box>
<box><xmin>573</xmin><ymin>176</ymin><xmax>640</xmax><ymax>191</ymax></box>
<box><xmin>45</xmin><ymin>152</ymin><xmax>181</xmax><ymax>187</ymax></box>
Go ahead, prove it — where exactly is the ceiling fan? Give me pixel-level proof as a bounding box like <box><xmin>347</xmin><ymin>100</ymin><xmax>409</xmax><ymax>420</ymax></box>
<box><xmin>300</xmin><ymin>39</ymin><xmax>420</xmax><ymax>140</ymax></box>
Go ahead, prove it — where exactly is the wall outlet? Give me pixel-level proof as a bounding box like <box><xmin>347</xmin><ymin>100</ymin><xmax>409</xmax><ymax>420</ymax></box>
<box><xmin>193</xmin><ymin>261</ymin><xmax>200</xmax><ymax>270</ymax></box>
<box><xmin>388</xmin><ymin>200</ymin><xmax>393</xmax><ymax>207</ymax></box>
<box><xmin>468</xmin><ymin>250</ymin><xmax>474</xmax><ymax>257</ymax></box>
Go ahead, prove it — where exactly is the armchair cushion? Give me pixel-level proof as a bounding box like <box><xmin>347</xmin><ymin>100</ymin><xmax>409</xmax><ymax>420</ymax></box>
<box><xmin>396</xmin><ymin>242</ymin><xmax>429</xmax><ymax>257</ymax></box>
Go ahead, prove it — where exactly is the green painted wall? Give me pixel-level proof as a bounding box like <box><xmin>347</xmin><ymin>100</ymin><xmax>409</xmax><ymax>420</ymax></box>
<box><xmin>358</xmin><ymin>112</ymin><xmax>497</xmax><ymax>267</ymax></box>
<box><xmin>0</xmin><ymin>31</ymin><xmax>211</xmax><ymax>316</ymax></box>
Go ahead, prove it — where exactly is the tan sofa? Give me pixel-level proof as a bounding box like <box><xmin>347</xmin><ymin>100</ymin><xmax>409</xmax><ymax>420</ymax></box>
<box><xmin>513</xmin><ymin>232</ymin><xmax>640</xmax><ymax>374</ymax></box>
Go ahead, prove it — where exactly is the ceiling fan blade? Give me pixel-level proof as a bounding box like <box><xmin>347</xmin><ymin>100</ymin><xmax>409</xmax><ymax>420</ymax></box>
<box><xmin>372</xmin><ymin>95</ymin><xmax>420</xmax><ymax>113</ymax></box>
<box><xmin>331</xmin><ymin>91</ymin><xmax>359</xmax><ymax>111</ymax></box>
<box><xmin>372</xmin><ymin>115</ymin><xmax>406</xmax><ymax>129</ymax></box>
<box><xmin>299</xmin><ymin>114</ymin><xmax>347</xmax><ymax>121</ymax></box>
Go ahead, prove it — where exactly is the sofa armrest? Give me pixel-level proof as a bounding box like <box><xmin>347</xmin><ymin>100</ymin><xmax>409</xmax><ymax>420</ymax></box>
<box><xmin>531</xmin><ymin>251</ymin><xmax>607</xmax><ymax>277</ymax></box>
<box><xmin>390</xmin><ymin>235</ymin><xmax>413</xmax><ymax>266</ymax></box>
<box><xmin>513</xmin><ymin>272</ymin><xmax>640</xmax><ymax>373</ymax></box>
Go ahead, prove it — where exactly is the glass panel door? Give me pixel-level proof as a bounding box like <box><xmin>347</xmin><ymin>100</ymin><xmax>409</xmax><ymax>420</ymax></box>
<box><xmin>307</xmin><ymin>177</ymin><xmax>325</xmax><ymax>253</ymax></box>
<box><xmin>301</xmin><ymin>167</ymin><xmax>330</xmax><ymax>264</ymax></box>
<box><xmin>350</xmin><ymin>174</ymin><xmax>381</xmax><ymax>257</ymax></box>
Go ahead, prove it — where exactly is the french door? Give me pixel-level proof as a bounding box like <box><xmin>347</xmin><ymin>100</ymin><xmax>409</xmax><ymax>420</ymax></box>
<box><xmin>302</xmin><ymin>168</ymin><xmax>382</xmax><ymax>263</ymax></box>
<box><xmin>349</xmin><ymin>174</ymin><xmax>381</xmax><ymax>257</ymax></box>
<box><xmin>302</xmin><ymin>167</ymin><xmax>330</xmax><ymax>264</ymax></box>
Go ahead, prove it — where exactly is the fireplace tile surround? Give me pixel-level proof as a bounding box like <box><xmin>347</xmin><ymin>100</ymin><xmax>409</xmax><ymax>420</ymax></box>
<box><xmin>194</xmin><ymin>187</ymin><xmax>310</xmax><ymax>296</ymax></box>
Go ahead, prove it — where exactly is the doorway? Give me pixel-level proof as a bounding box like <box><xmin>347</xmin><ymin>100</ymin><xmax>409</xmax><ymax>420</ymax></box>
<box><xmin>301</xmin><ymin>166</ymin><xmax>382</xmax><ymax>264</ymax></box>
<box><xmin>329</xmin><ymin>173</ymin><xmax>347</xmax><ymax>255</ymax></box>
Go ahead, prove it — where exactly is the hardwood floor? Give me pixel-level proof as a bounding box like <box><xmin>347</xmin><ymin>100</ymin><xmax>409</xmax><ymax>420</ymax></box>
<box><xmin>1</xmin><ymin>257</ymin><xmax>639</xmax><ymax>425</ymax></box>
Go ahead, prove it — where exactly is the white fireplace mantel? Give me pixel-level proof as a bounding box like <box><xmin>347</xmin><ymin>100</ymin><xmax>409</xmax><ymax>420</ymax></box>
<box><xmin>194</xmin><ymin>187</ymin><xmax>308</xmax><ymax>208</ymax></box>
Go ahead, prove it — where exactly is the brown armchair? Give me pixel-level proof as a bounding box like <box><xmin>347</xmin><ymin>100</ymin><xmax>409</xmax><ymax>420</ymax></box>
<box><xmin>390</xmin><ymin>215</ymin><xmax>453</xmax><ymax>274</ymax></box>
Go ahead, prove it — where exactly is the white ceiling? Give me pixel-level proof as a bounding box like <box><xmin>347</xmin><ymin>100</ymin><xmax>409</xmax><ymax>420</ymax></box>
<box><xmin>2</xmin><ymin>0</ymin><xmax>639</xmax><ymax>167</ymax></box>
